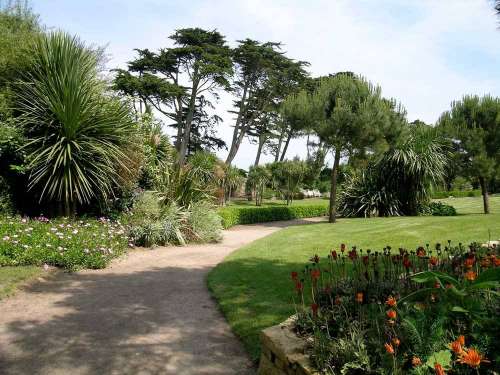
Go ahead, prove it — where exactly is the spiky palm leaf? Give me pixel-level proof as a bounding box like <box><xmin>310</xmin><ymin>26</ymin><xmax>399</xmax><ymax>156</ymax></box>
<box><xmin>16</xmin><ymin>31</ymin><xmax>134</xmax><ymax>212</ymax></box>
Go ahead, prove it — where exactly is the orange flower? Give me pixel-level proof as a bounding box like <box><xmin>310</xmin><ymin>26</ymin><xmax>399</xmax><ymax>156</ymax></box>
<box><xmin>392</xmin><ymin>337</ymin><xmax>400</xmax><ymax>347</ymax></box>
<box><xmin>355</xmin><ymin>292</ymin><xmax>363</xmax><ymax>303</ymax></box>
<box><xmin>384</xmin><ymin>343</ymin><xmax>394</xmax><ymax>355</ymax></box>
<box><xmin>434</xmin><ymin>363</ymin><xmax>445</xmax><ymax>375</ymax></box>
<box><xmin>429</xmin><ymin>256</ymin><xmax>438</xmax><ymax>266</ymax></box>
<box><xmin>464</xmin><ymin>257</ymin><xmax>475</xmax><ymax>268</ymax></box>
<box><xmin>458</xmin><ymin>348</ymin><xmax>488</xmax><ymax>368</ymax></box>
<box><xmin>385</xmin><ymin>296</ymin><xmax>397</xmax><ymax>307</ymax></box>
<box><xmin>386</xmin><ymin>309</ymin><xmax>397</xmax><ymax>319</ymax></box>
<box><xmin>464</xmin><ymin>271</ymin><xmax>476</xmax><ymax>281</ymax></box>
<box><xmin>457</xmin><ymin>335</ymin><xmax>465</xmax><ymax>346</ymax></box>
<box><xmin>417</xmin><ymin>247</ymin><xmax>426</xmax><ymax>257</ymax></box>
<box><xmin>412</xmin><ymin>356</ymin><xmax>422</xmax><ymax>367</ymax></box>
<box><xmin>449</xmin><ymin>340</ymin><xmax>463</xmax><ymax>354</ymax></box>
<box><xmin>494</xmin><ymin>257</ymin><xmax>500</xmax><ymax>267</ymax></box>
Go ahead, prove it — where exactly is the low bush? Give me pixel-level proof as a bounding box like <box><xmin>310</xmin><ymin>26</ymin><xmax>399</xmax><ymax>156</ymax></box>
<box><xmin>0</xmin><ymin>216</ymin><xmax>129</xmax><ymax>271</ymax></box>
<box><xmin>218</xmin><ymin>204</ymin><xmax>328</xmax><ymax>228</ymax></box>
<box><xmin>127</xmin><ymin>192</ymin><xmax>223</xmax><ymax>246</ymax></box>
<box><xmin>432</xmin><ymin>190</ymin><xmax>481</xmax><ymax>199</ymax></box>
<box><xmin>289</xmin><ymin>242</ymin><xmax>500</xmax><ymax>374</ymax></box>
<box><xmin>423</xmin><ymin>201</ymin><xmax>457</xmax><ymax>216</ymax></box>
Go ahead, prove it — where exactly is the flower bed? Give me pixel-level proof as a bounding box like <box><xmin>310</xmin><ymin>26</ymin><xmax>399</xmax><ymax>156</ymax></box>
<box><xmin>287</xmin><ymin>242</ymin><xmax>500</xmax><ymax>374</ymax></box>
<box><xmin>0</xmin><ymin>216</ymin><xmax>129</xmax><ymax>271</ymax></box>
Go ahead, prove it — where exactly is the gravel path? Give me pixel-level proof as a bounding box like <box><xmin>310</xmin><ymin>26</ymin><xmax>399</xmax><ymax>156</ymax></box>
<box><xmin>0</xmin><ymin>218</ymin><xmax>322</xmax><ymax>375</ymax></box>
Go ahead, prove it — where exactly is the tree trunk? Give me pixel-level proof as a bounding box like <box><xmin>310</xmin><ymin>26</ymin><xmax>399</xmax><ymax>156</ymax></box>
<box><xmin>254</xmin><ymin>135</ymin><xmax>265</xmax><ymax>166</ymax></box>
<box><xmin>226</xmin><ymin>83</ymin><xmax>249</xmax><ymax>165</ymax></box>
<box><xmin>479</xmin><ymin>176</ymin><xmax>490</xmax><ymax>214</ymax></box>
<box><xmin>275</xmin><ymin>132</ymin><xmax>283</xmax><ymax>162</ymax></box>
<box><xmin>178</xmin><ymin>72</ymin><xmax>199</xmax><ymax>166</ymax></box>
<box><xmin>279</xmin><ymin>131</ymin><xmax>293</xmax><ymax>162</ymax></box>
<box><xmin>329</xmin><ymin>148</ymin><xmax>341</xmax><ymax>223</ymax></box>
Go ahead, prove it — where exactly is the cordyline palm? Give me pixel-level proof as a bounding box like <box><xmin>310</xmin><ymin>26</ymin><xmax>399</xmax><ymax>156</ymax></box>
<box><xmin>376</xmin><ymin>125</ymin><xmax>447</xmax><ymax>215</ymax></box>
<box><xmin>16</xmin><ymin>31</ymin><xmax>134</xmax><ymax>215</ymax></box>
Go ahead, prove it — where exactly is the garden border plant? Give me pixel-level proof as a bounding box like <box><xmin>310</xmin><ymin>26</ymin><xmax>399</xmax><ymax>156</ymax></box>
<box><xmin>218</xmin><ymin>203</ymin><xmax>328</xmax><ymax>228</ymax></box>
<box><xmin>286</xmin><ymin>241</ymin><xmax>499</xmax><ymax>374</ymax></box>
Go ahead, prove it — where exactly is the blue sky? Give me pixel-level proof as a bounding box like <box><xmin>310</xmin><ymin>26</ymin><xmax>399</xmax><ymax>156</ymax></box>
<box><xmin>31</xmin><ymin>0</ymin><xmax>500</xmax><ymax>168</ymax></box>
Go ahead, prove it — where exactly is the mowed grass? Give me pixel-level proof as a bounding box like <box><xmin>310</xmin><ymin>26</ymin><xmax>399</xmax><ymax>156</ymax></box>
<box><xmin>0</xmin><ymin>265</ymin><xmax>43</xmax><ymax>300</ymax></box>
<box><xmin>208</xmin><ymin>196</ymin><xmax>500</xmax><ymax>361</ymax></box>
<box><xmin>226</xmin><ymin>197</ymin><xmax>328</xmax><ymax>207</ymax></box>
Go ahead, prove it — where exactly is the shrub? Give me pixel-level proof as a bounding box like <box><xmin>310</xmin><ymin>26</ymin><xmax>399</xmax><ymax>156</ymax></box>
<box><xmin>0</xmin><ymin>216</ymin><xmax>128</xmax><ymax>271</ymax></box>
<box><xmin>421</xmin><ymin>201</ymin><xmax>457</xmax><ymax>216</ymax></box>
<box><xmin>289</xmin><ymin>242</ymin><xmax>500</xmax><ymax>374</ymax></box>
<box><xmin>127</xmin><ymin>193</ymin><xmax>222</xmax><ymax>246</ymax></box>
<box><xmin>187</xmin><ymin>201</ymin><xmax>222</xmax><ymax>243</ymax></box>
<box><xmin>218</xmin><ymin>204</ymin><xmax>328</xmax><ymax>228</ymax></box>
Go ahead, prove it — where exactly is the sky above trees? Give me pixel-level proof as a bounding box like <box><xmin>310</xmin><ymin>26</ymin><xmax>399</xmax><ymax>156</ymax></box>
<box><xmin>31</xmin><ymin>0</ymin><xmax>500</xmax><ymax>168</ymax></box>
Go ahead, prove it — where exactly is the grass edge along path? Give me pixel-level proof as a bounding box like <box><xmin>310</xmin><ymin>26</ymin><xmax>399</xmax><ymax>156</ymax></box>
<box><xmin>0</xmin><ymin>265</ymin><xmax>45</xmax><ymax>300</ymax></box>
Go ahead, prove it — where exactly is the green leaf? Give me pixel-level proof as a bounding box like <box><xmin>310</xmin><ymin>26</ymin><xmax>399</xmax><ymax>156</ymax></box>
<box><xmin>425</xmin><ymin>350</ymin><xmax>452</xmax><ymax>369</ymax></box>
<box><xmin>451</xmin><ymin>306</ymin><xmax>468</xmax><ymax>313</ymax></box>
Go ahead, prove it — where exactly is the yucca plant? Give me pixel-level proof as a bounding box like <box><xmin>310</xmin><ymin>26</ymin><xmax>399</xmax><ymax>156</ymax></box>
<box><xmin>16</xmin><ymin>31</ymin><xmax>135</xmax><ymax>216</ymax></box>
<box><xmin>375</xmin><ymin>125</ymin><xmax>448</xmax><ymax>215</ymax></box>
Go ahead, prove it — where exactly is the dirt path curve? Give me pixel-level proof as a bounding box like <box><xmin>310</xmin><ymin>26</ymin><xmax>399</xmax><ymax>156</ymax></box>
<box><xmin>0</xmin><ymin>218</ymin><xmax>323</xmax><ymax>375</ymax></box>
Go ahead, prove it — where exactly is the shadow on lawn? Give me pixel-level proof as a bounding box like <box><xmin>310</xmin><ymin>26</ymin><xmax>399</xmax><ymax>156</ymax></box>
<box><xmin>208</xmin><ymin>256</ymin><xmax>309</xmax><ymax>362</ymax></box>
<box><xmin>0</xmin><ymin>266</ymin><xmax>254</xmax><ymax>375</ymax></box>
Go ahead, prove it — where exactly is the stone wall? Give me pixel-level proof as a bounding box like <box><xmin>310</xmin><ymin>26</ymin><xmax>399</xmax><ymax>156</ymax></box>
<box><xmin>257</xmin><ymin>317</ymin><xmax>318</xmax><ymax>375</ymax></box>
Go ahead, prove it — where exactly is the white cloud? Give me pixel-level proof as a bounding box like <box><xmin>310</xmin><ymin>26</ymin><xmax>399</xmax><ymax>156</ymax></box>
<box><xmin>33</xmin><ymin>0</ymin><xmax>500</xmax><ymax>169</ymax></box>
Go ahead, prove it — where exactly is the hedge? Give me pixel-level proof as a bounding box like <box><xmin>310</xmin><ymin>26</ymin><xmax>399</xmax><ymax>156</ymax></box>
<box><xmin>431</xmin><ymin>190</ymin><xmax>481</xmax><ymax>199</ymax></box>
<box><xmin>218</xmin><ymin>204</ymin><xmax>328</xmax><ymax>228</ymax></box>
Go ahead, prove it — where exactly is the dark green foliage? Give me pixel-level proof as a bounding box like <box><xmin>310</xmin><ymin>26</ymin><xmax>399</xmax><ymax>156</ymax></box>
<box><xmin>438</xmin><ymin>95</ymin><xmax>500</xmax><ymax>214</ymax></box>
<box><xmin>16</xmin><ymin>32</ymin><xmax>136</xmax><ymax>215</ymax></box>
<box><xmin>291</xmin><ymin>242</ymin><xmax>499</xmax><ymax>374</ymax></box>
<box><xmin>218</xmin><ymin>204</ymin><xmax>328</xmax><ymax>228</ymax></box>
<box><xmin>423</xmin><ymin>202</ymin><xmax>457</xmax><ymax>216</ymax></box>
<box><xmin>339</xmin><ymin>125</ymin><xmax>448</xmax><ymax>217</ymax></box>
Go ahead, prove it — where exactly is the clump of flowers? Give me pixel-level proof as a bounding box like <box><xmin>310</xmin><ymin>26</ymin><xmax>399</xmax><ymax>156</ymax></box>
<box><xmin>290</xmin><ymin>241</ymin><xmax>499</xmax><ymax>374</ymax></box>
<box><xmin>0</xmin><ymin>215</ymin><xmax>129</xmax><ymax>271</ymax></box>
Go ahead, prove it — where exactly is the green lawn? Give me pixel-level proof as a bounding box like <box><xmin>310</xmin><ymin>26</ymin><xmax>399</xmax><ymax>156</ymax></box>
<box><xmin>0</xmin><ymin>265</ymin><xmax>43</xmax><ymax>300</ymax></box>
<box><xmin>208</xmin><ymin>196</ymin><xmax>500</xmax><ymax>361</ymax></box>
<box><xmin>226</xmin><ymin>197</ymin><xmax>328</xmax><ymax>207</ymax></box>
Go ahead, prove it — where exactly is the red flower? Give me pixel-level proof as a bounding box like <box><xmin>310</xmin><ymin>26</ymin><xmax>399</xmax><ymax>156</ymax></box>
<box><xmin>355</xmin><ymin>292</ymin><xmax>363</xmax><ymax>303</ymax></box>
<box><xmin>295</xmin><ymin>281</ymin><xmax>303</xmax><ymax>292</ymax></box>
<box><xmin>385</xmin><ymin>296</ymin><xmax>397</xmax><ymax>307</ymax></box>
<box><xmin>311</xmin><ymin>269</ymin><xmax>321</xmax><ymax>281</ymax></box>
<box><xmin>384</xmin><ymin>343</ymin><xmax>395</xmax><ymax>355</ymax></box>
<box><xmin>434</xmin><ymin>281</ymin><xmax>441</xmax><ymax>289</ymax></box>
<box><xmin>403</xmin><ymin>256</ymin><xmax>412</xmax><ymax>269</ymax></box>
<box><xmin>340</xmin><ymin>243</ymin><xmax>346</xmax><ymax>252</ymax></box>
<box><xmin>311</xmin><ymin>303</ymin><xmax>319</xmax><ymax>317</ymax></box>
<box><xmin>291</xmin><ymin>271</ymin><xmax>298</xmax><ymax>280</ymax></box>
<box><xmin>362</xmin><ymin>255</ymin><xmax>369</xmax><ymax>265</ymax></box>
<box><xmin>412</xmin><ymin>356</ymin><xmax>422</xmax><ymax>367</ymax></box>
<box><xmin>348</xmin><ymin>250</ymin><xmax>358</xmax><ymax>260</ymax></box>
<box><xmin>464</xmin><ymin>257</ymin><xmax>475</xmax><ymax>269</ymax></box>
<box><xmin>331</xmin><ymin>250</ymin><xmax>338</xmax><ymax>260</ymax></box>
<box><xmin>464</xmin><ymin>271</ymin><xmax>476</xmax><ymax>281</ymax></box>
<box><xmin>434</xmin><ymin>363</ymin><xmax>445</xmax><ymax>375</ymax></box>
<box><xmin>429</xmin><ymin>257</ymin><xmax>438</xmax><ymax>266</ymax></box>
<box><xmin>417</xmin><ymin>247</ymin><xmax>426</xmax><ymax>257</ymax></box>
<box><xmin>386</xmin><ymin>309</ymin><xmax>397</xmax><ymax>319</ymax></box>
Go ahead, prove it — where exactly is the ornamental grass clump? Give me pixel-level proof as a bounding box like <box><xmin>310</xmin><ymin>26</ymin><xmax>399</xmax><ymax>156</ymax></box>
<box><xmin>290</xmin><ymin>241</ymin><xmax>499</xmax><ymax>374</ymax></box>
